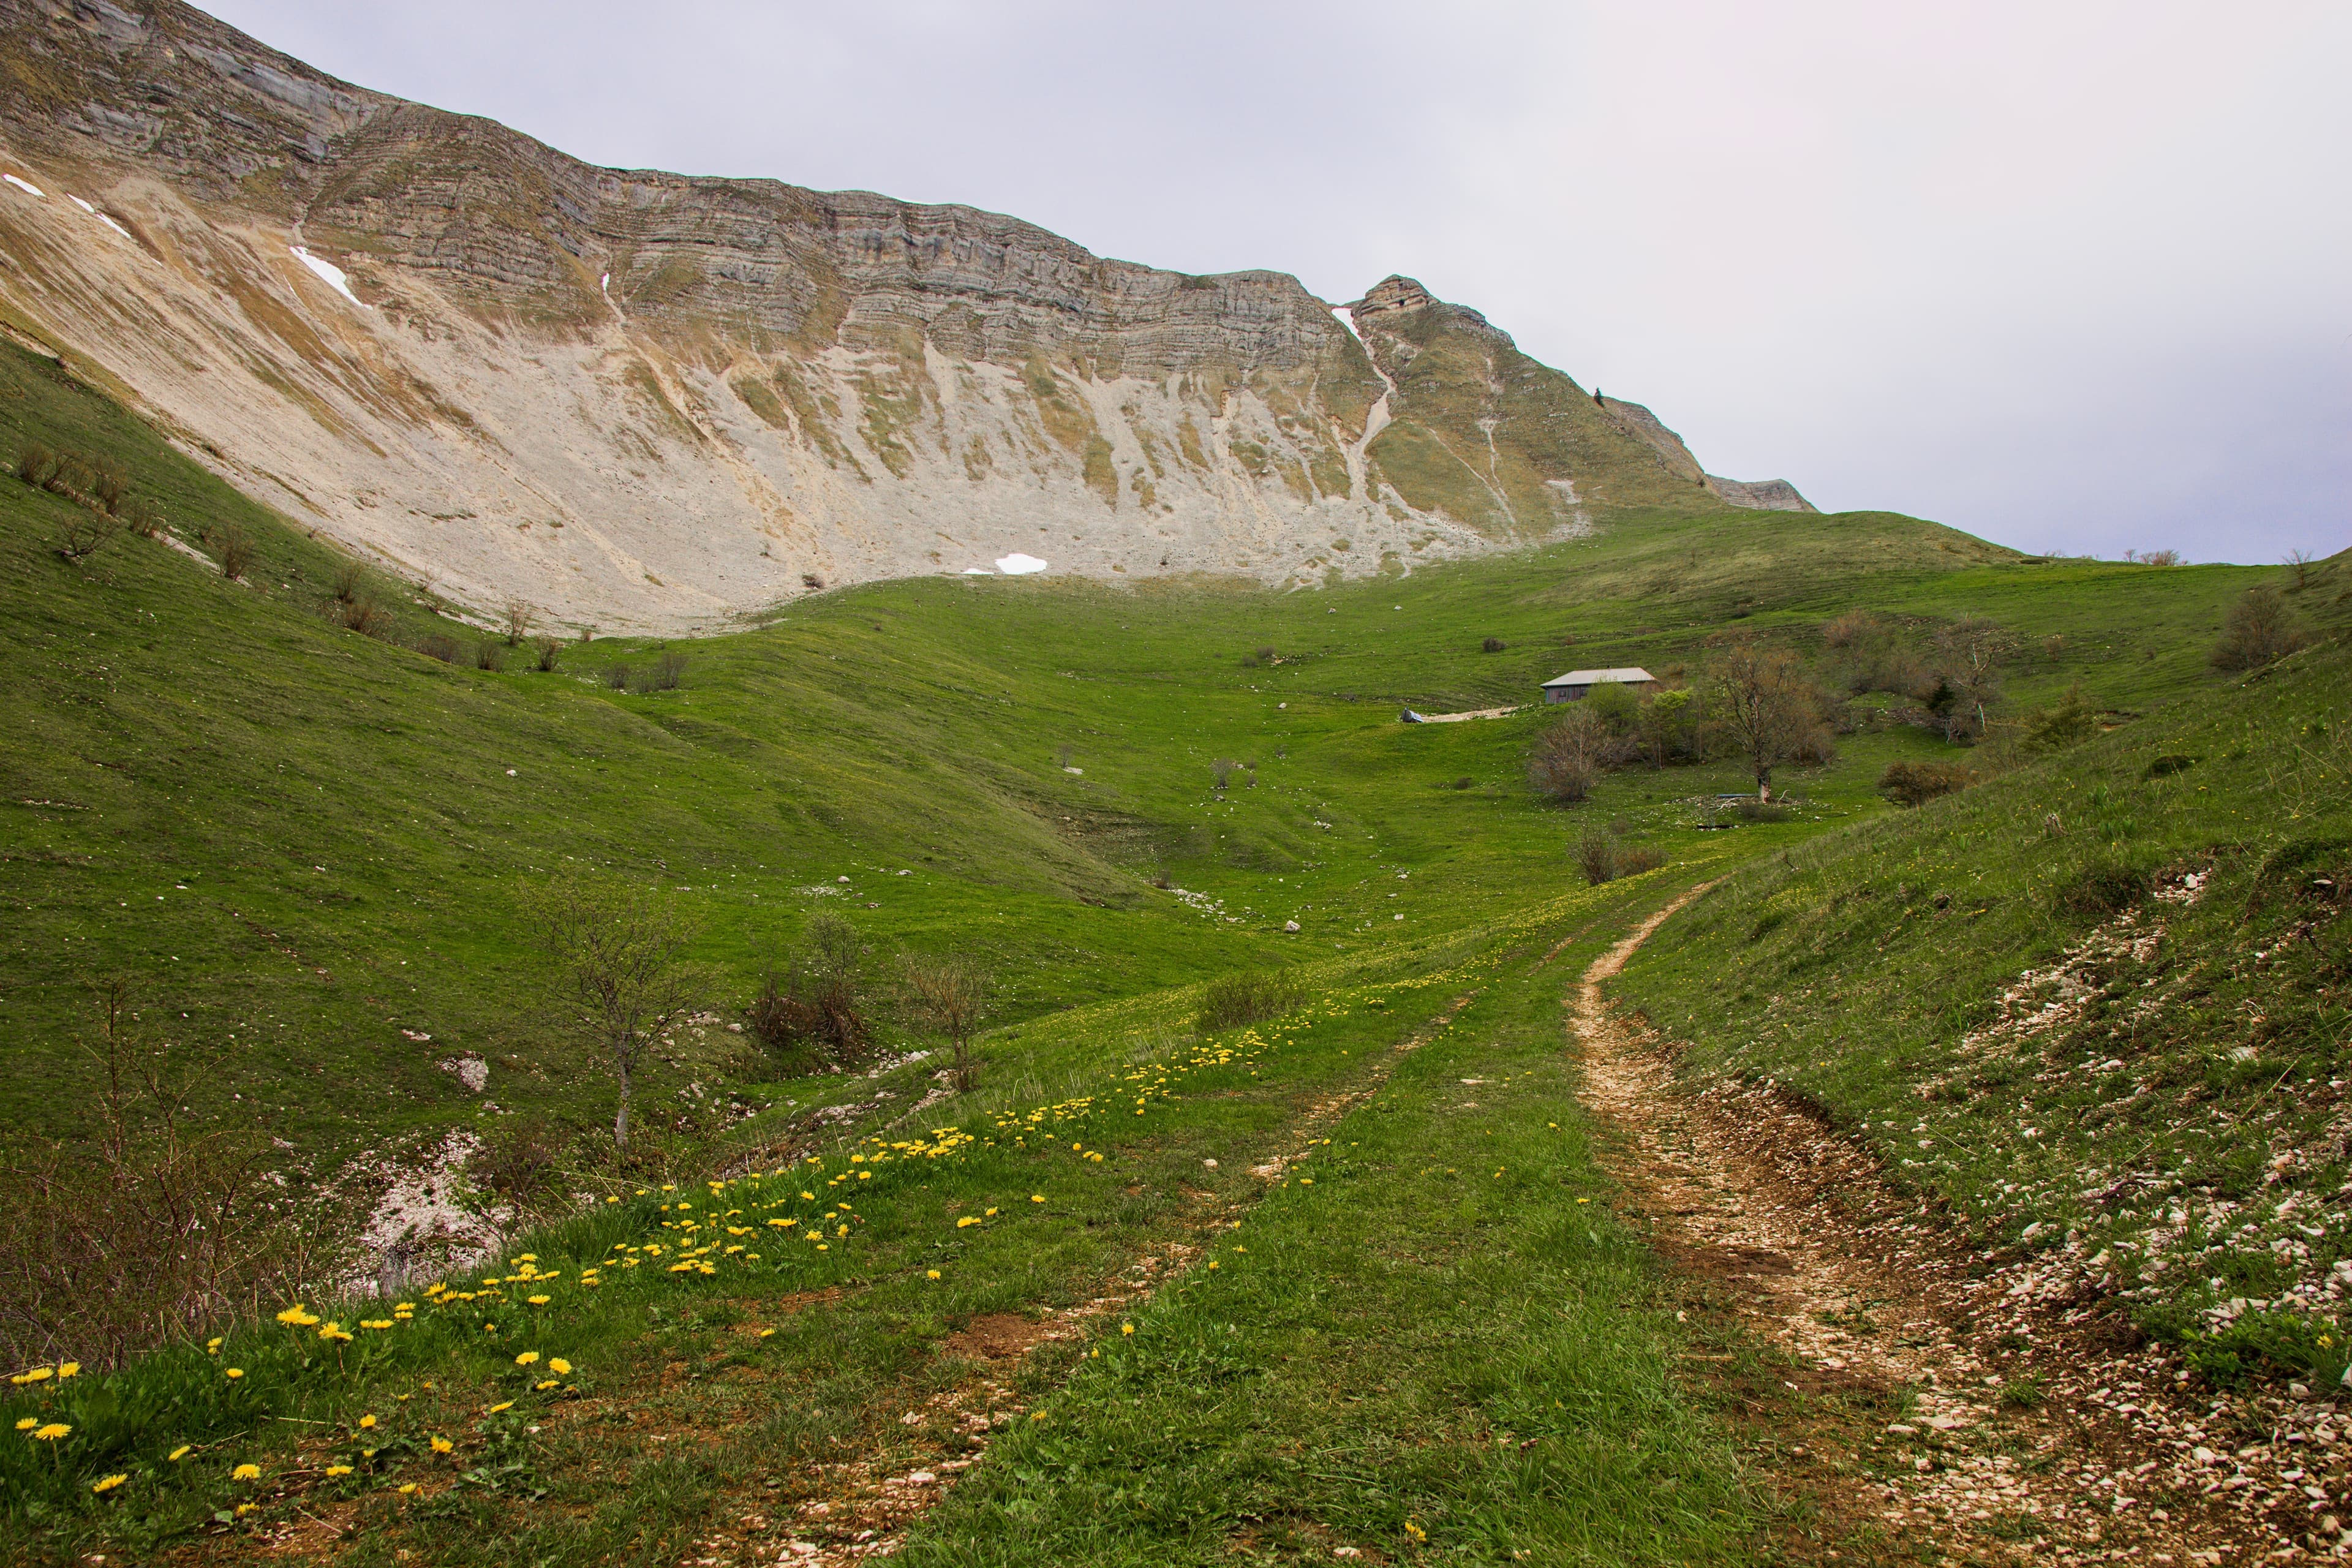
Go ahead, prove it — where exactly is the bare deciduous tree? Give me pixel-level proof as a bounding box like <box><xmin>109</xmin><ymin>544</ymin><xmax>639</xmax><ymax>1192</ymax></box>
<box><xmin>530</xmin><ymin>878</ymin><xmax>700</xmax><ymax>1155</ymax></box>
<box><xmin>502</xmin><ymin>599</ymin><xmax>536</xmax><ymax>646</ymax></box>
<box><xmin>903</xmin><ymin>957</ymin><xmax>990</xmax><ymax>1092</ymax></box>
<box><xmin>1528</xmin><ymin>705</ymin><xmax>1610</xmax><ymax>802</ymax></box>
<box><xmin>1708</xmin><ymin>641</ymin><xmax>1831</xmax><ymax>801</ymax></box>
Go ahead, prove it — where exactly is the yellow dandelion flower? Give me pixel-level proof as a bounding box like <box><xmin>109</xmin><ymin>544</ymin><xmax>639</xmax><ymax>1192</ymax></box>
<box><xmin>225</xmin><ymin>1366</ymin><xmax>245</xmax><ymax>1379</ymax></box>
<box><xmin>527</xmin><ymin>1294</ymin><xmax>551</xmax><ymax>1305</ymax></box>
<box><xmin>206</xmin><ymin>1337</ymin><xmax>224</xmax><ymax>1353</ymax></box>
<box><xmin>235</xmin><ymin>1502</ymin><xmax>257</xmax><ymax>1517</ymax></box>
<box><xmin>487</xmin><ymin>1401</ymin><xmax>514</xmax><ymax>1414</ymax></box>
<box><xmin>548</xmin><ymin>1358</ymin><xmax>571</xmax><ymax>1375</ymax></box>
<box><xmin>925</xmin><ymin>1270</ymin><xmax>941</xmax><ymax>1280</ymax></box>
<box><xmin>514</xmin><ymin>1351</ymin><xmax>540</xmax><ymax>1366</ymax></box>
<box><xmin>168</xmin><ymin>1444</ymin><xmax>191</xmax><ymax>1461</ymax></box>
<box><xmin>429</xmin><ymin>1436</ymin><xmax>453</xmax><ymax>1454</ymax></box>
<box><xmin>1121</xmin><ymin>1323</ymin><xmax>1134</xmax><ymax>1335</ymax></box>
<box><xmin>324</xmin><ymin>1464</ymin><xmax>353</xmax><ymax>1477</ymax></box>
<box><xmin>275</xmin><ymin>1305</ymin><xmax>319</xmax><ymax>1327</ymax></box>
<box><xmin>535</xmin><ymin>1379</ymin><xmax>559</xmax><ymax>1390</ymax></box>
<box><xmin>359</xmin><ymin>1414</ymin><xmax>376</xmax><ymax>1429</ymax></box>
<box><xmin>232</xmin><ymin>1461</ymin><xmax>260</xmax><ymax>1480</ymax></box>
<box><xmin>92</xmin><ymin>1472</ymin><xmax>127</xmax><ymax>1493</ymax></box>
<box><xmin>13</xmin><ymin>1418</ymin><xmax>33</xmax><ymax>1431</ymax></box>
<box><xmin>1031</xmin><ymin>1194</ymin><xmax>1045</xmax><ymax>1203</ymax></box>
<box><xmin>32</xmin><ymin>1423</ymin><xmax>70</xmax><ymax>1441</ymax></box>
<box><xmin>56</xmin><ymin>1362</ymin><xmax>79</xmax><ymax>1379</ymax></box>
<box><xmin>17</xmin><ymin>1367</ymin><xmax>51</xmax><ymax>1384</ymax></box>
<box><xmin>398</xmin><ymin>1482</ymin><xmax>418</xmax><ymax>1495</ymax></box>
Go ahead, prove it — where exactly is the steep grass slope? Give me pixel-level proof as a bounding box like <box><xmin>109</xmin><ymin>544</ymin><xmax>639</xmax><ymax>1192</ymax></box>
<box><xmin>1616</xmin><ymin>633</ymin><xmax>2352</xmax><ymax>1384</ymax></box>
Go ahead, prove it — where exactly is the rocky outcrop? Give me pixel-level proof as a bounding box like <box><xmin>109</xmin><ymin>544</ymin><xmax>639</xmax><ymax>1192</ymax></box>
<box><xmin>0</xmin><ymin>0</ymin><xmax>1809</xmax><ymax>630</ymax></box>
<box><xmin>1599</xmin><ymin>396</ymin><xmax>1815</xmax><ymax>514</ymax></box>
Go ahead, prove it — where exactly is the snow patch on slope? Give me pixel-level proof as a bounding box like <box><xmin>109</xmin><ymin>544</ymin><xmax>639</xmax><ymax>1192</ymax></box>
<box><xmin>2</xmin><ymin>173</ymin><xmax>43</xmax><ymax>197</ymax></box>
<box><xmin>993</xmin><ymin>552</ymin><xmax>1048</xmax><ymax>575</ymax></box>
<box><xmin>290</xmin><ymin>245</ymin><xmax>364</xmax><ymax>307</ymax></box>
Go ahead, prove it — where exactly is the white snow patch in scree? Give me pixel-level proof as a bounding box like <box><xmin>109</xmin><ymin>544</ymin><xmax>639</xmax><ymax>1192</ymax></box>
<box><xmin>2</xmin><ymin>173</ymin><xmax>43</xmax><ymax>197</ymax></box>
<box><xmin>1331</xmin><ymin>305</ymin><xmax>1362</xmax><ymax>341</ymax></box>
<box><xmin>993</xmin><ymin>552</ymin><xmax>1049</xmax><ymax>575</ymax></box>
<box><xmin>69</xmin><ymin>195</ymin><xmax>132</xmax><ymax>239</ymax></box>
<box><xmin>290</xmin><ymin>246</ymin><xmax>366</xmax><ymax>307</ymax></box>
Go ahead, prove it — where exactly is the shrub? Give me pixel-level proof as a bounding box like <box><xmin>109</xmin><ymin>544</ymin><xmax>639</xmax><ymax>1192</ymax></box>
<box><xmin>1481</xmin><ymin>636</ymin><xmax>1505</xmax><ymax>653</ymax></box>
<box><xmin>12</xmin><ymin>439</ymin><xmax>56</xmax><ymax>486</ymax></box>
<box><xmin>417</xmin><ymin>633</ymin><xmax>461</xmax><ymax>663</ymax></box>
<box><xmin>1732</xmin><ymin>797</ymin><xmax>1791</xmax><ymax>823</ymax></box>
<box><xmin>653</xmin><ymin>649</ymin><xmax>686</xmax><ymax>690</ymax></box>
<box><xmin>2211</xmin><ymin>587</ymin><xmax>2305</xmax><ymax>673</ymax></box>
<box><xmin>1194</xmin><ymin>971</ymin><xmax>1305</xmax><ymax>1033</ymax></box>
<box><xmin>605</xmin><ymin>663</ymin><xmax>631</xmax><ymax>690</ymax></box>
<box><xmin>1574</xmin><ymin>828</ymin><xmax>1666</xmax><ymax>885</ymax></box>
<box><xmin>1821</xmin><ymin>609</ymin><xmax>1880</xmax><ymax>649</ymax></box>
<box><xmin>51</xmin><ymin>507</ymin><xmax>121</xmax><ymax>562</ymax></box>
<box><xmin>902</xmin><ymin>954</ymin><xmax>989</xmax><ymax>1091</ymax></box>
<box><xmin>468</xmin><ymin>1117</ymin><xmax>570</xmax><ymax>1213</ymax></box>
<box><xmin>532</xmin><ymin>635</ymin><xmax>562</xmax><ymax>673</ymax></box>
<box><xmin>473</xmin><ymin>639</ymin><xmax>507</xmax><ymax>671</ymax></box>
<box><xmin>214</xmin><ymin>526</ymin><xmax>253</xmax><ymax>580</ymax></box>
<box><xmin>87</xmin><ymin>458</ymin><xmax>127</xmax><ymax>514</ymax></box>
<box><xmin>2024</xmin><ymin>683</ymin><xmax>2100</xmax><ymax>753</ymax></box>
<box><xmin>1529</xmin><ymin>706</ymin><xmax>1609</xmax><ymax>802</ymax></box>
<box><xmin>1211</xmin><ymin>759</ymin><xmax>1238</xmax><ymax>790</ymax></box>
<box><xmin>2056</xmin><ymin>853</ymin><xmax>2150</xmax><ymax>918</ymax></box>
<box><xmin>501</xmin><ymin>599</ymin><xmax>535</xmax><ymax>645</ymax></box>
<box><xmin>1450</xmin><ymin>776</ymin><xmax>1474</xmax><ymax>790</ymax></box>
<box><xmin>1878</xmin><ymin>760</ymin><xmax>1975</xmax><ymax>807</ymax></box>
<box><xmin>2143</xmin><ymin>753</ymin><xmax>2198</xmax><ymax>780</ymax></box>
<box><xmin>746</xmin><ymin>912</ymin><xmax>872</xmax><ymax>1071</ymax></box>
<box><xmin>336</xmin><ymin>595</ymin><xmax>390</xmax><ymax>637</ymax></box>
<box><xmin>0</xmin><ymin>984</ymin><xmax>317</xmax><ymax>1370</ymax></box>
<box><xmin>118</xmin><ymin>495</ymin><xmax>163</xmax><ymax>538</ymax></box>
<box><xmin>331</xmin><ymin>561</ymin><xmax>364</xmax><ymax>604</ymax></box>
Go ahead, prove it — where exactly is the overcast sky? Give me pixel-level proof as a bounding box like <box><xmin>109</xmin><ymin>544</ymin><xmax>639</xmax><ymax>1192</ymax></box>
<box><xmin>205</xmin><ymin>0</ymin><xmax>2346</xmax><ymax>564</ymax></box>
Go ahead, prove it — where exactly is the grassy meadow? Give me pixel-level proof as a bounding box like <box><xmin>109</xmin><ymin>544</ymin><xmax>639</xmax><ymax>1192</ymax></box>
<box><xmin>0</xmin><ymin>332</ymin><xmax>2337</xmax><ymax>1561</ymax></box>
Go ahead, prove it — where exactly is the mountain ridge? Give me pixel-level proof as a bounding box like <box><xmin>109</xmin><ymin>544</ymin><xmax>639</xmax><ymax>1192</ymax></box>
<box><xmin>0</xmin><ymin>0</ymin><xmax>1813</xmax><ymax>630</ymax></box>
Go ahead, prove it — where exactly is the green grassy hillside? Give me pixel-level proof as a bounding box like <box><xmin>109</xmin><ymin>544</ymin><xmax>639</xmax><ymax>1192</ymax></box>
<box><xmin>1616</xmin><ymin>637</ymin><xmax>2352</xmax><ymax>1384</ymax></box>
<box><xmin>1</xmin><ymin>331</ymin><xmax>2334</xmax><ymax>1561</ymax></box>
<box><xmin>0</xmin><ymin>333</ymin><xmax>2278</xmax><ymax>1172</ymax></box>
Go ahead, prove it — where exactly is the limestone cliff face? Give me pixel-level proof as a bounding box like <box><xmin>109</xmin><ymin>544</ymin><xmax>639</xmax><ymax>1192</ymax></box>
<box><xmin>0</xmin><ymin>0</ymin><xmax>1809</xmax><ymax>631</ymax></box>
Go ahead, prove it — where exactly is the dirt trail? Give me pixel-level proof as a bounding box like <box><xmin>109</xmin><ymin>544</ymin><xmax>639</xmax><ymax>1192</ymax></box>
<box><xmin>1572</xmin><ymin>886</ymin><xmax>2293</xmax><ymax>1566</ymax></box>
<box><xmin>677</xmin><ymin>986</ymin><xmax>1491</xmax><ymax>1568</ymax></box>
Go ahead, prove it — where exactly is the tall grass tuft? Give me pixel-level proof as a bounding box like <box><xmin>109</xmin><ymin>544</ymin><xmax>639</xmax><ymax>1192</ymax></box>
<box><xmin>1194</xmin><ymin>971</ymin><xmax>1305</xmax><ymax>1033</ymax></box>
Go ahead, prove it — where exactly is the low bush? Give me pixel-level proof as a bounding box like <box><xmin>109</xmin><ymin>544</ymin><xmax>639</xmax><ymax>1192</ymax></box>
<box><xmin>336</xmin><ymin>595</ymin><xmax>390</xmax><ymax>638</ymax></box>
<box><xmin>653</xmin><ymin>649</ymin><xmax>686</xmax><ymax>691</ymax></box>
<box><xmin>416</xmin><ymin>633</ymin><xmax>460</xmax><ymax>663</ymax></box>
<box><xmin>51</xmin><ymin>507</ymin><xmax>120</xmax><ymax>562</ymax></box>
<box><xmin>1194</xmin><ymin>970</ymin><xmax>1305</xmax><ymax>1033</ymax></box>
<box><xmin>0</xmin><ymin>986</ymin><xmax>321</xmax><ymax>1370</ymax></box>
<box><xmin>213</xmin><ymin>526</ymin><xmax>253</xmax><ymax>581</ymax></box>
<box><xmin>473</xmin><ymin>639</ymin><xmax>507</xmax><ymax>671</ymax></box>
<box><xmin>605</xmin><ymin>663</ymin><xmax>631</xmax><ymax>690</ymax></box>
<box><xmin>1575</xmin><ymin>829</ymin><xmax>1667</xmax><ymax>886</ymax></box>
<box><xmin>331</xmin><ymin>561</ymin><xmax>364</xmax><ymax>604</ymax></box>
<box><xmin>467</xmin><ymin>1117</ymin><xmax>570</xmax><ymax>1213</ymax></box>
<box><xmin>532</xmin><ymin>636</ymin><xmax>561</xmax><ymax>673</ymax></box>
<box><xmin>1878</xmin><ymin>760</ymin><xmax>1975</xmax><ymax>807</ymax></box>
<box><xmin>2211</xmin><ymin>587</ymin><xmax>2305</xmax><ymax>673</ymax></box>
<box><xmin>745</xmin><ymin>912</ymin><xmax>872</xmax><ymax>1071</ymax></box>
<box><xmin>2054</xmin><ymin>852</ymin><xmax>2150</xmax><ymax>919</ymax></box>
<box><xmin>1481</xmin><ymin>636</ymin><xmax>1505</xmax><ymax>653</ymax></box>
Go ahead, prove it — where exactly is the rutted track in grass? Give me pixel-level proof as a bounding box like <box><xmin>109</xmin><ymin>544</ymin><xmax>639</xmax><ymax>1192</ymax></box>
<box><xmin>1574</xmin><ymin>888</ymin><xmax>2294</xmax><ymax>1561</ymax></box>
